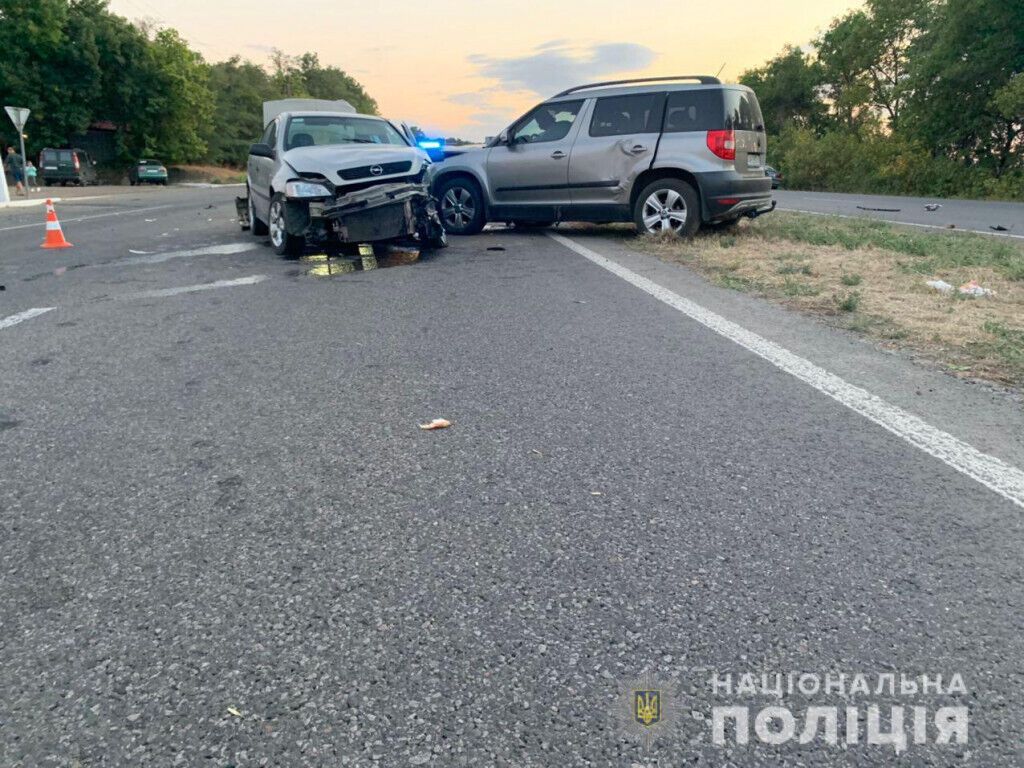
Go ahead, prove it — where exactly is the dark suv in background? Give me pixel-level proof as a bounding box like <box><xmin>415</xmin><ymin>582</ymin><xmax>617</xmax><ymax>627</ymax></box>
<box><xmin>433</xmin><ymin>76</ymin><xmax>774</xmax><ymax>237</ymax></box>
<box><xmin>39</xmin><ymin>148</ymin><xmax>98</xmax><ymax>186</ymax></box>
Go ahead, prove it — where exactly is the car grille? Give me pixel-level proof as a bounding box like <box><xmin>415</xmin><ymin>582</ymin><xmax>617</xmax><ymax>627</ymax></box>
<box><xmin>334</xmin><ymin>170</ymin><xmax>425</xmax><ymax>195</ymax></box>
<box><xmin>338</xmin><ymin>161</ymin><xmax>413</xmax><ymax>180</ymax></box>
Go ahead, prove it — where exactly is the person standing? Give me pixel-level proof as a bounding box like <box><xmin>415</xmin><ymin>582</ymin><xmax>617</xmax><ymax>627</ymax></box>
<box><xmin>24</xmin><ymin>160</ymin><xmax>38</xmax><ymax>192</ymax></box>
<box><xmin>5</xmin><ymin>146</ymin><xmax>25</xmax><ymax>196</ymax></box>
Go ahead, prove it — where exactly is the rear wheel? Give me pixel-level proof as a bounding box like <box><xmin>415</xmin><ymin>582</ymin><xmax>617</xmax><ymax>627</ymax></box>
<box><xmin>633</xmin><ymin>179</ymin><xmax>700</xmax><ymax>238</ymax></box>
<box><xmin>269</xmin><ymin>194</ymin><xmax>306</xmax><ymax>256</ymax></box>
<box><xmin>437</xmin><ymin>177</ymin><xmax>485</xmax><ymax>235</ymax></box>
<box><xmin>248</xmin><ymin>190</ymin><xmax>268</xmax><ymax>236</ymax></box>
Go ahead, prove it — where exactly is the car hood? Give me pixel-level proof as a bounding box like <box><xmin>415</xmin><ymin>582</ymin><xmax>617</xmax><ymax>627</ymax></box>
<box><xmin>283</xmin><ymin>144</ymin><xmax>427</xmax><ymax>180</ymax></box>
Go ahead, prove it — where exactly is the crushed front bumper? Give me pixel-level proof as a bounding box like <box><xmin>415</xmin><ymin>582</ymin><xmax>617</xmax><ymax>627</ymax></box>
<box><xmin>311</xmin><ymin>182</ymin><xmax>442</xmax><ymax>244</ymax></box>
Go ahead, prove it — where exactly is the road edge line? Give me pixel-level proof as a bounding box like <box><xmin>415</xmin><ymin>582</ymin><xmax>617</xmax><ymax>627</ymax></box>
<box><xmin>0</xmin><ymin>307</ymin><xmax>55</xmax><ymax>330</ymax></box>
<box><xmin>548</xmin><ymin>230</ymin><xmax>1024</xmax><ymax>510</ymax></box>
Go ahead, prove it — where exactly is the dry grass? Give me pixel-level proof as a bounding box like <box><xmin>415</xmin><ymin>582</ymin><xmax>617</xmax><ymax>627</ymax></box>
<box><xmin>168</xmin><ymin>164</ymin><xmax>246</xmax><ymax>184</ymax></box>
<box><xmin>633</xmin><ymin>212</ymin><xmax>1024</xmax><ymax>388</ymax></box>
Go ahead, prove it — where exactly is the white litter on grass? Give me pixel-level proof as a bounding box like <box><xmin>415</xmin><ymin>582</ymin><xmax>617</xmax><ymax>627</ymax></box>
<box><xmin>927</xmin><ymin>279</ymin><xmax>995</xmax><ymax>297</ymax></box>
<box><xmin>958</xmin><ymin>280</ymin><xmax>994</xmax><ymax>297</ymax></box>
<box><xmin>927</xmin><ymin>279</ymin><xmax>954</xmax><ymax>294</ymax></box>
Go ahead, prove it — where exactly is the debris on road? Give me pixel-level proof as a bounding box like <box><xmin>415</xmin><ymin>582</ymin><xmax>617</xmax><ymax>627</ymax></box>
<box><xmin>856</xmin><ymin>205</ymin><xmax>901</xmax><ymax>212</ymax></box>
<box><xmin>227</xmin><ymin>707</ymin><xmax>242</xmax><ymax>718</ymax></box>
<box><xmin>990</xmin><ymin>224</ymin><xmax>1009</xmax><ymax>232</ymax></box>
<box><xmin>419</xmin><ymin>418</ymin><xmax>452</xmax><ymax>430</ymax></box>
<box><xmin>958</xmin><ymin>280</ymin><xmax>994</xmax><ymax>297</ymax></box>
<box><xmin>128</xmin><ymin>249</ymin><xmax>152</xmax><ymax>255</ymax></box>
<box><xmin>487</xmin><ymin>246</ymin><xmax>506</xmax><ymax>252</ymax></box>
<box><xmin>924</xmin><ymin>203</ymin><xmax>942</xmax><ymax>211</ymax></box>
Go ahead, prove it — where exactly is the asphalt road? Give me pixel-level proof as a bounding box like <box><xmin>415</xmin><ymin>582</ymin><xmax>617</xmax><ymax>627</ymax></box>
<box><xmin>2</xmin><ymin>188</ymin><xmax>1024</xmax><ymax>766</ymax></box>
<box><xmin>774</xmin><ymin>189</ymin><xmax>1024</xmax><ymax>238</ymax></box>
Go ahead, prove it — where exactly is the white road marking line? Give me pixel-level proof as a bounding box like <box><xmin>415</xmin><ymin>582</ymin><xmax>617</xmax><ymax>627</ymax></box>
<box><xmin>549</xmin><ymin>231</ymin><xmax>1024</xmax><ymax>510</ymax></box>
<box><xmin>0</xmin><ymin>204</ymin><xmax>174</xmax><ymax>233</ymax></box>
<box><xmin>0</xmin><ymin>307</ymin><xmax>54</xmax><ymax>330</ymax></box>
<box><xmin>780</xmin><ymin>207</ymin><xmax>1024</xmax><ymax>240</ymax></box>
<box><xmin>125</xmin><ymin>274</ymin><xmax>268</xmax><ymax>299</ymax></box>
<box><xmin>118</xmin><ymin>242</ymin><xmax>257</xmax><ymax>266</ymax></box>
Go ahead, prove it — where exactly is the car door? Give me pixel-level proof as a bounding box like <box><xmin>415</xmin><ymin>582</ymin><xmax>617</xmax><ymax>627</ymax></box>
<box><xmin>248</xmin><ymin>118</ymin><xmax>278</xmax><ymax>220</ymax></box>
<box><xmin>485</xmin><ymin>99</ymin><xmax>585</xmax><ymax>211</ymax></box>
<box><xmin>567</xmin><ymin>92</ymin><xmax>664</xmax><ymax>210</ymax></box>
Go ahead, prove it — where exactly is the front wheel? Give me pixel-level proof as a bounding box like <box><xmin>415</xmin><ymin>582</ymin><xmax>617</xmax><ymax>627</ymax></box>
<box><xmin>437</xmin><ymin>177</ymin><xmax>486</xmax><ymax>235</ymax></box>
<box><xmin>633</xmin><ymin>179</ymin><xmax>700</xmax><ymax>238</ymax></box>
<box><xmin>269</xmin><ymin>194</ymin><xmax>306</xmax><ymax>256</ymax></box>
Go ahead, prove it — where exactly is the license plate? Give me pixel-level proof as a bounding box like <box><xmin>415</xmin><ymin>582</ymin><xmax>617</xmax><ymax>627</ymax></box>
<box><xmin>747</xmin><ymin>154</ymin><xmax>762</xmax><ymax>169</ymax></box>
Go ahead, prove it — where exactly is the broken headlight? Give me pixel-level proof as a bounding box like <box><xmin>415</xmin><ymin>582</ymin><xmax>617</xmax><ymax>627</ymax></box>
<box><xmin>285</xmin><ymin>180</ymin><xmax>332</xmax><ymax>199</ymax></box>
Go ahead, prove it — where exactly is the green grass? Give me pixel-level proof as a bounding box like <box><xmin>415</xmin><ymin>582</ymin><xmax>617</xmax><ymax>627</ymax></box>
<box><xmin>754</xmin><ymin>213</ymin><xmax>1024</xmax><ymax>281</ymax></box>
<box><xmin>978</xmin><ymin>322</ymin><xmax>1024</xmax><ymax>380</ymax></box>
<box><xmin>835</xmin><ymin>291</ymin><xmax>861</xmax><ymax>312</ymax></box>
<box><xmin>781</xmin><ymin>278</ymin><xmax>820</xmax><ymax>297</ymax></box>
<box><xmin>777</xmin><ymin>263</ymin><xmax>814</xmax><ymax>276</ymax></box>
<box><xmin>715</xmin><ymin>274</ymin><xmax>758</xmax><ymax>292</ymax></box>
<box><xmin>840</xmin><ymin>272</ymin><xmax>863</xmax><ymax>286</ymax></box>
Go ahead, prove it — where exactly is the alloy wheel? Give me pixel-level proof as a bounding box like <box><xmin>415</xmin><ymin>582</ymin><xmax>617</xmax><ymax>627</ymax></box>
<box><xmin>642</xmin><ymin>188</ymin><xmax>688</xmax><ymax>234</ymax></box>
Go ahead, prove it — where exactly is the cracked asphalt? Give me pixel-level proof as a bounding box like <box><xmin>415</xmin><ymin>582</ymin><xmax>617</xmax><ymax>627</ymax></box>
<box><xmin>1</xmin><ymin>187</ymin><xmax>1023</xmax><ymax>766</ymax></box>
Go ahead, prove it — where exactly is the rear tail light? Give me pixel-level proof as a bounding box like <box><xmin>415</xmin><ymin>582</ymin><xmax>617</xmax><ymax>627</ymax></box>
<box><xmin>73</xmin><ymin>154</ymin><xmax>80</xmax><ymax>171</ymax></box>
<box><xmin>706</xmin><ymin>129</ymin><xmax>736</xmax><ymax>161</ymax></box>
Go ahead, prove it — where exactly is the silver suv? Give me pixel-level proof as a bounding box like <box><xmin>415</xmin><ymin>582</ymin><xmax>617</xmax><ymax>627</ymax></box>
<box><xmin>433</xmin><ymin>76</ymin><xmax>774</xmax><ymax>237</ymax></box>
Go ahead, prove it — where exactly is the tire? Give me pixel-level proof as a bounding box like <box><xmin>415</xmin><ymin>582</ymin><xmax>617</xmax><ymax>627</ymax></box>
<box><xmin>437</xmin><ymin>176</ymin><xmax>486</xmax><ymax>235</ymax></box>
<box><xmin>248</xmin><ymin>190</ymin><xmax>268</xmax><ymax>236</ymax></box>
<box><xmin>633</xmin><ymin>178</ymin><xmax>701</xmax><ymax>237</ymax></box>
<box><xmin>129</xmin><ymin>179</ymin><xmax>137</xmax><ymax>186</ymax></box>
<box><xmin>268</xmin><ymin>193</ymin><xmax>306</xmax><ymax>256</ymax></box>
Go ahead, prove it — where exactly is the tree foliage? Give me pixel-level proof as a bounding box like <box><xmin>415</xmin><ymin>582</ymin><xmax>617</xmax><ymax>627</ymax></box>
<box><xmin>0</xmin><ymin>0</ymin><xmax>377</xmax><ymax>166</ymax></box>
<box><xmin>741</xmin><ymin>0</ymin><xmax>1024</xmax><ymax>199</ymax></box>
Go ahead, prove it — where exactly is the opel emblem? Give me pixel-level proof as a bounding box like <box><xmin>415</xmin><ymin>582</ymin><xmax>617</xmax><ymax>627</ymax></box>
<box><xmin>370</xmin><ymin>165</ymin><xmax>384</xmax><ymax>176</ymax></box>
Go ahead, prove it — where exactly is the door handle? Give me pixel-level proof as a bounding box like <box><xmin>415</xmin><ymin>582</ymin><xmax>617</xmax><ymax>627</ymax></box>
<box><xmin>551</xmin><ymin>150</ymin><xmax>566</xmax><ymax>159</ymax></box>
<box><xmin>630</xmin><ymin>144</ymin><xmax>648</xmax><ymax>154</ymax></box>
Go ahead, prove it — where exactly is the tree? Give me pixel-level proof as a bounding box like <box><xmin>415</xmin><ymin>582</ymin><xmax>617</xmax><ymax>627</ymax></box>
<box><xmin>207</xmin><ymin>57</ymin><xmax>273</xmax><ymax>164</ymax></box>
<box><xmin>739</xmin><ymin>46</ymin><xmax>824</xmax><ymax>135</ymax></box>
<box><xmin>269</xmin><ymin>50</ymin><xmax>377</xmax><ymax>114</ymax></box>
<box><xmin>816</xmin><ymin>11</ymin><xmax>876</xmax><ymax>130</ymax></box>
<box><xmin>907</xmin><ymin>0</ymin><xmax>1024</xmax><ymax>174</ymax></box>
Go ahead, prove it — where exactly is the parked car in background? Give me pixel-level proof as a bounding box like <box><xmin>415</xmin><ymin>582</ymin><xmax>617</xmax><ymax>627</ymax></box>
<box><xmin>131</xmin><ymin>159</ymin><xmax>168</xmax><ymax>185</ymax></box>
<box><xmin>243</xmin><ymin>99</ymin><xmax>446</xmax><ymax>256</ymax></box>
<box><xmin>432</xmin><ymin>75</ymin><xmax>774</xmax><ymax>238</ymax></box>
<box><xmin>765</xmin><ymin>165</ymin><xmax>783</xmax><ymax>189</ymax></box>
<box><xmin>39</xmin><ymin>148</ymin><xmax>98</xmax><ymax>186</ymax></box>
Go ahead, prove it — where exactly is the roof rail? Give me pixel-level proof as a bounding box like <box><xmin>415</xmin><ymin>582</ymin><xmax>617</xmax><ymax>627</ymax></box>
<box><xmin>552</xmin><ymin>75</ymin><xmax>721</xmax><ymax>98</ymax></box>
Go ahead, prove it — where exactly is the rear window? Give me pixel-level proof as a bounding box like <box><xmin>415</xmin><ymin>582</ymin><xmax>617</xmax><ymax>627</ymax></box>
<box><xmin>589</xmin><ymin>93</ymin><xmax>664</xmax><ymax>137</ymax></box>
<box><xmin>58</xmin><ymin>150</ymin><xmax>73</xmax><ymax>163</ymax></box>
<box><xmin>723</xmin><ymin>89</ymin><xmax>764</xmax><ymax>132</ymax></box>
<box><xmin>663</xmin><ymin>90</ymin><xmax>723</xmax><ymax>133</ymax></box>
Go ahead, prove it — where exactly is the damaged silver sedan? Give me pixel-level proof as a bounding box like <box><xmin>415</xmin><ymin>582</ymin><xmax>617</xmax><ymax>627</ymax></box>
<box><xmin>241</xmin><ymin>102</ymin><xmax>446</xmax><ymax>255</ymax></box>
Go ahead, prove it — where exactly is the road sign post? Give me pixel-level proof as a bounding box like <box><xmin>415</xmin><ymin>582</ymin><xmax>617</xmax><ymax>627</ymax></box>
<box><xmin>5</xmin><ymin>106</ymin><xmax>31</xmax><ymax>200</ymax></box>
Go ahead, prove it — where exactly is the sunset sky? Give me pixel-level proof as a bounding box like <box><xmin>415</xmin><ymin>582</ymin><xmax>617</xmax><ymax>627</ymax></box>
<box><xmin>108</xmin><ymin>0</ymin><xmax>863</xmax><ymax>140</ymax></box>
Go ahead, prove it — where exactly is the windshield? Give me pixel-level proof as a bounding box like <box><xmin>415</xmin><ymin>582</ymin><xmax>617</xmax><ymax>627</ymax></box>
<box><xmin>284</xmin><ymin>115</ymin><xmax>408</xmax><ymax>151</ymax></box>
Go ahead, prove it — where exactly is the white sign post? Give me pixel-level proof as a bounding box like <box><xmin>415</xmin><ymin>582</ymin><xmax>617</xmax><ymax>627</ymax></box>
<box><xmin>5</xmin><ymin>106</ymin><xmax>31</xmax><ymax>200</ymax></box>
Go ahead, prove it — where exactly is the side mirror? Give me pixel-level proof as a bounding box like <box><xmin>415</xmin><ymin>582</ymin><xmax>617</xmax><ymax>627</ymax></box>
<box><xmin>498</xmin><ymin>130</ymin><xmax>511</xmax><ymax>146</ymax></box>
<box><xmin>249</xmin><ymin>143</ymin><xmax>275</xmax><ymax>159</ymax></box>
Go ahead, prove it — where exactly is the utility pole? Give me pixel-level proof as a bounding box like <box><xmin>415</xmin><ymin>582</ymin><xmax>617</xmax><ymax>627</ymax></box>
<box><xmin>5</xmin><ymin>106</ymin><xmax>31</xmax><ymax>200</ymax></box>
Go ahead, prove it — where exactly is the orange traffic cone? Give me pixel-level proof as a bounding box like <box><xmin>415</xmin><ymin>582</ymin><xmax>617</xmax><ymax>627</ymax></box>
<box><xmin>42</xmin><ymin>199</ymin><xmax>72</xmax><ymax>249</ymax></box>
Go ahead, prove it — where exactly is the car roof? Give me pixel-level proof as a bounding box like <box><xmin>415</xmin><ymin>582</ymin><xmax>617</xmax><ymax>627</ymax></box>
<box><xmin>544</xmin><ymin>82</ymin><xmax>750</xmax><ymax>103</ymax></box>
<box><xmin>280</xmin><ymin>111</ymin><xmax>385</xmax><ymax>121</ymax></box>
